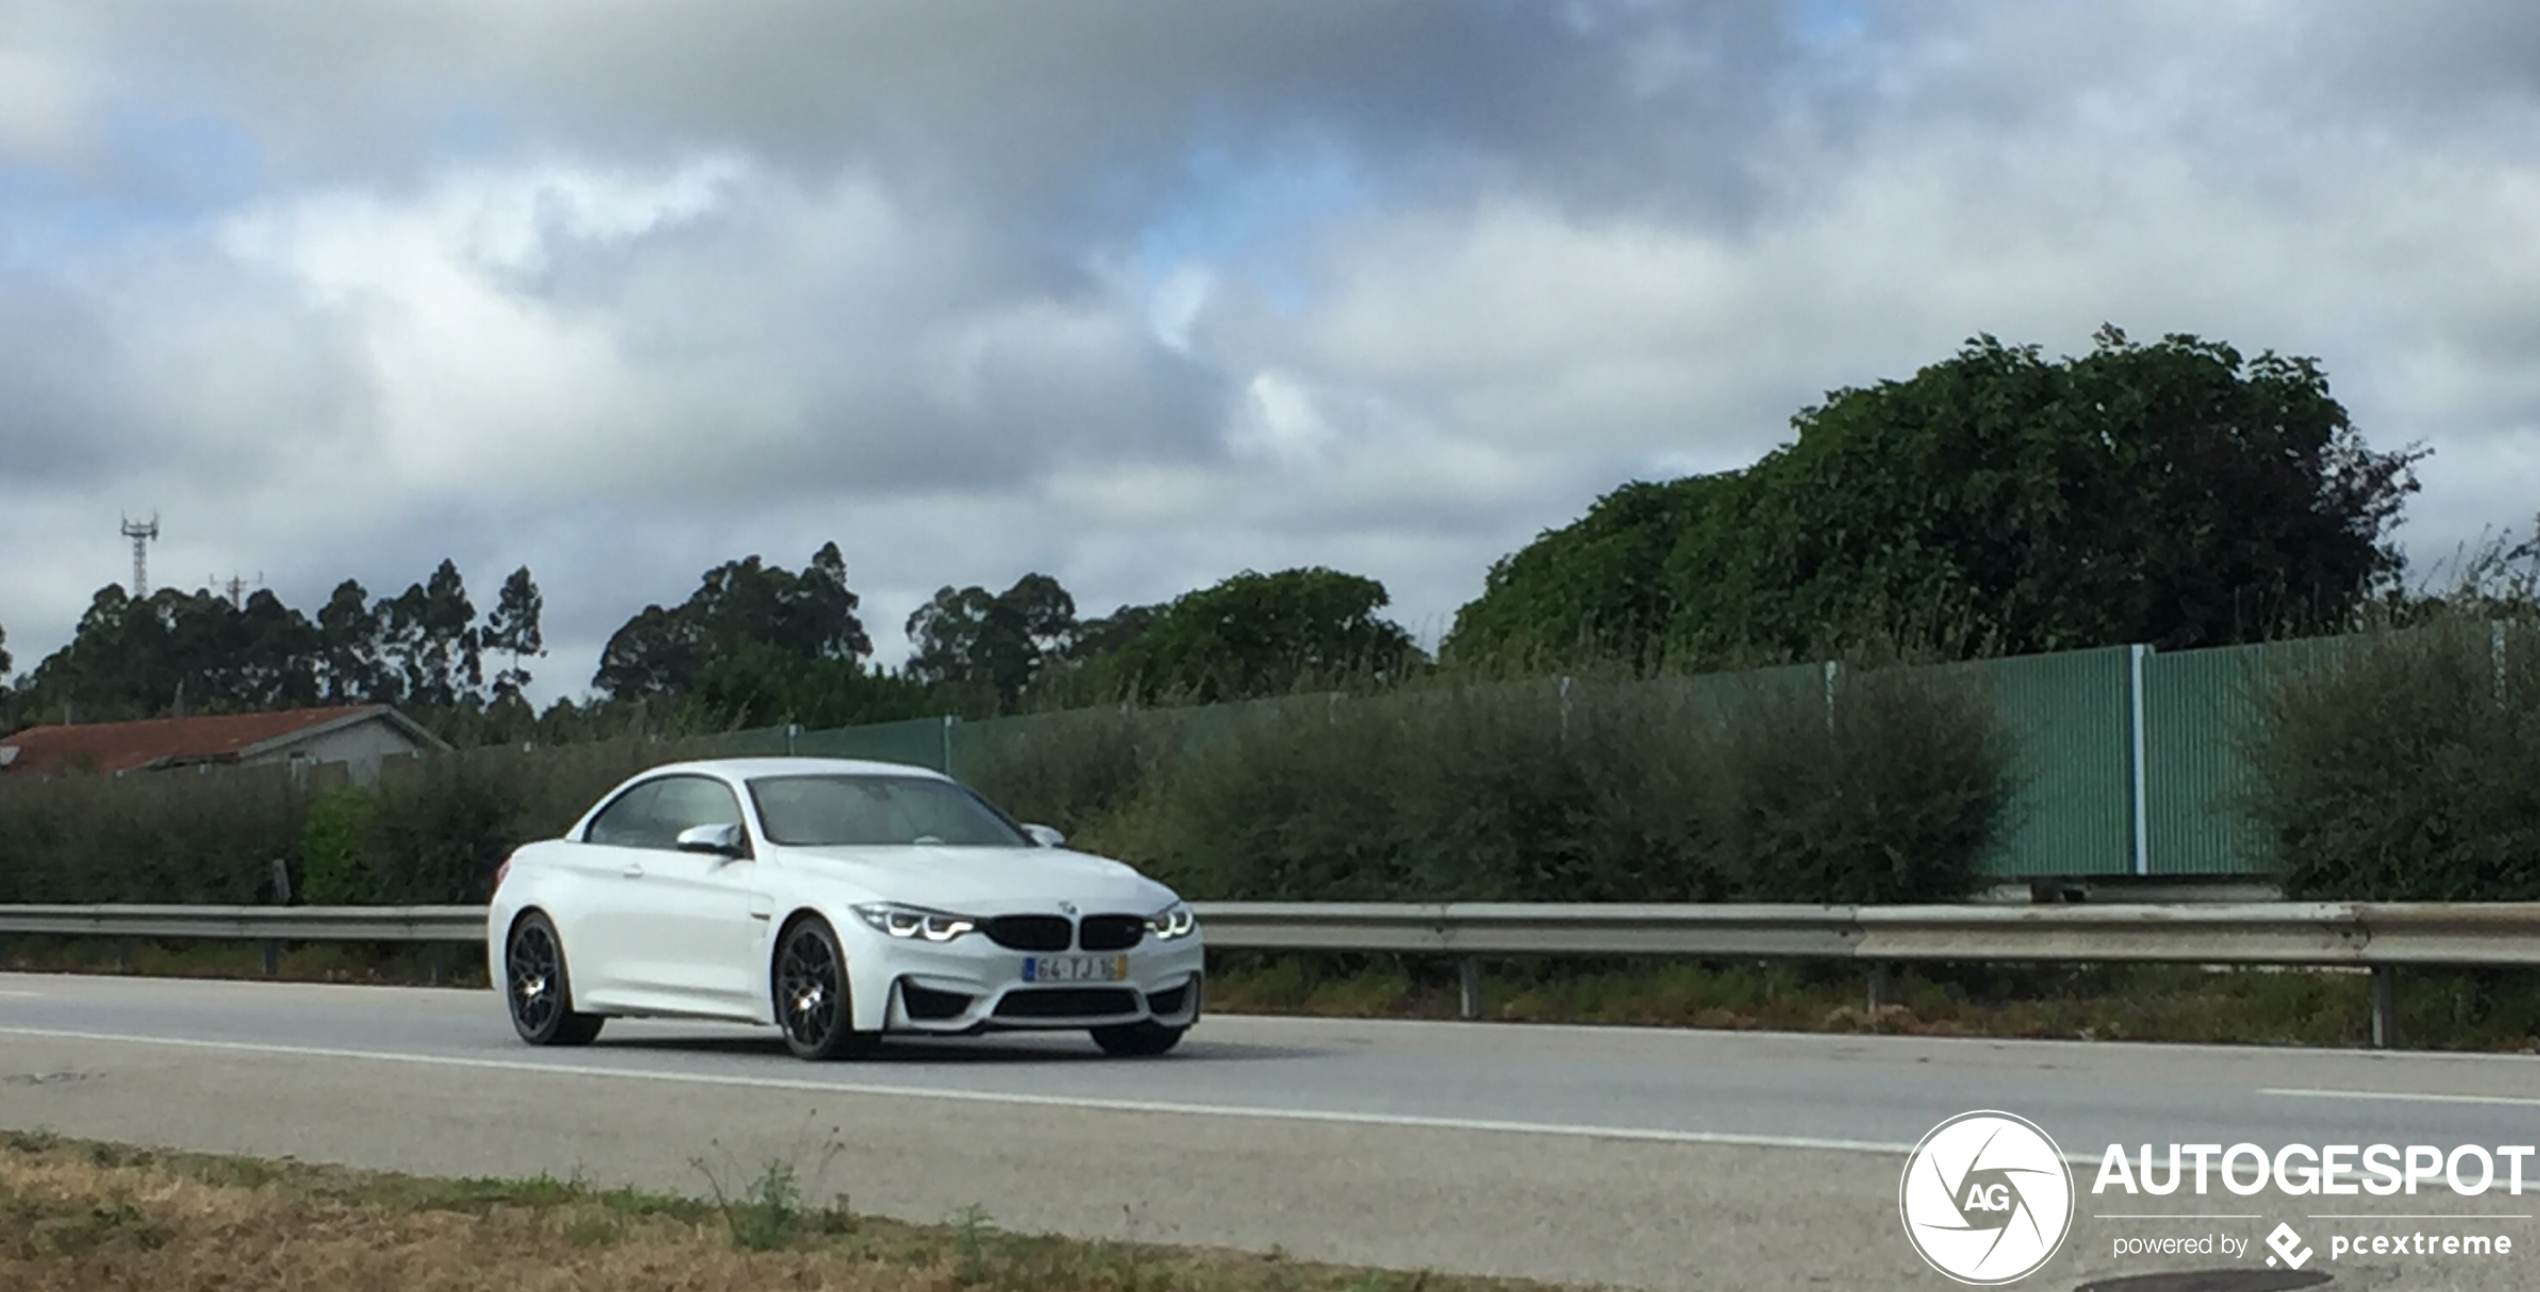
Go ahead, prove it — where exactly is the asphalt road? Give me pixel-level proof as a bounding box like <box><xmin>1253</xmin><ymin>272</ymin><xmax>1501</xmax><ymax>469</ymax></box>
<box><xmin>2</xmin><ymin>971</ymin><xmax>2536</xmax><ymax>1290</ymax></box>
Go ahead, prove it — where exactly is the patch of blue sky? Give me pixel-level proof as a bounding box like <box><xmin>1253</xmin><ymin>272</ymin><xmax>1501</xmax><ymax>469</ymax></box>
<box><xmin>1133</xmin><ymin>135</ymin><xmax>1371</xmax><ymax>315</ymax></box>
<box><xmin>0</xmin><ymin>103</ymin><xmax>267</xmax><ymax>262</ymax></box>
<box><xmin>1785</xmin><ymin>0</ymin><xmax>1873</xmax><ymax>51</ymax></box>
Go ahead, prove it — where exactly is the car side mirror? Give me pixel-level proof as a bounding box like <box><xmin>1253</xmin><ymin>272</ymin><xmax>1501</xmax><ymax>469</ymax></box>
<box><xmin>1021</xmin><ymin>823</ymin><xmax>1066</xmax><ymax>849</ymax></box>
<box><xmin>675</xmin><ymin>822</ymin><xmax>748</xmax><ymax>858</ymax></box>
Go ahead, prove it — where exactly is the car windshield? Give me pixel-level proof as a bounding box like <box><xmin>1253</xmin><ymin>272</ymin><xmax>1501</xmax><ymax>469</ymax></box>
<box><xmin>747</xmin><ymin>774</ymin><xmax>1030</xmax><ymax>848</ymax></box>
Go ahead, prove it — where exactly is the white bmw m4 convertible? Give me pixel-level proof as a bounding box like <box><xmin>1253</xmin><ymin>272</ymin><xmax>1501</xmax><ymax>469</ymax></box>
<box><xmin>486</xmin><ymin>757</ymin><xmax>1203</xmax><ymax>1059</ymax></box>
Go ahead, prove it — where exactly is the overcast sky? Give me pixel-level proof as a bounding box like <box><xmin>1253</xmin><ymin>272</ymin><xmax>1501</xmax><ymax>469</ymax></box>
<box><xmin>4</xmin><ymin>0</ymin><xmax>2537</xmax><ymax>703</ymax></box>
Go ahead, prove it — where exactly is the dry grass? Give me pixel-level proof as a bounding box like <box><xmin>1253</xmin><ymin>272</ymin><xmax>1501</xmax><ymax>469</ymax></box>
<box><xmin>0</xmin><ymin>1130</ymin><xmax>1554</xmax><ymax>1292</ymax></box>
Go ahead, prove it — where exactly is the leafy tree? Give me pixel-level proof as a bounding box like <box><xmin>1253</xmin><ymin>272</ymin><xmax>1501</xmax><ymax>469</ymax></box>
<box><xmin>19</xmin><ymin>584</ymin><xmax>324</xmax><ymax>721</ymax></box>
<box><xmin>1111</xmin><ymin>567</ymin><xmax>1421</xmax><ymax>703</ymax></box>
<box><xmin>377</xmin><ymin>560</ymin><xmax>481</xmax><ymax>709</ymax></box>
<box><xmin>904</xmin><ymin>573</ymin><xmax>1079</xmax><ymax>713</ymax></box>
<box><xmin>594</xmin><ymin>542</ymin><xmax>873</xmax><ymax>700</ymax></box>
<box><xmin>1068</xmin><ymin>603</ymin><xmax>1158</xmax><ymax>659</ymax></box>
<box><xmin>1451</xmin><ymin>328</ymin><xmax>2426</xmax><ymax>670</ymax></box>
<box><xmin>688</xmin><ymin>640</ymin><xmax>936</xmax><ymax>729</ymax></box>
<box><xmin>317</xmin><ymin>580</ymin><xmax>387</xmax><ymax>702</ymax></box>
<box><xmin>482</xmin><ymin>566</ymin><xmax>545</xmax><ymax>703</ymax></box>
<box><xmin>0</xmin><ymin>619</ymin><xmax>11</xmax><ymax>680</ymax></box>
<box><xmin>1448</xmin><ymin>475</ymin><xmax>1734</xmax><ymax>670</ymax></box>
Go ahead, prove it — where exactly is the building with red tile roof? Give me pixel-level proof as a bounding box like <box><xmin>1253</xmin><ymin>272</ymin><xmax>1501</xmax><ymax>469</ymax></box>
<box><xmin>0</xmin><ymin>704</ymin><xmax>448</xmax><ymax>781</ymax></box>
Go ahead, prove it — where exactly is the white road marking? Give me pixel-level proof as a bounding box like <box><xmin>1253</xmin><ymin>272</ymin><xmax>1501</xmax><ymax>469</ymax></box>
<box><xmin>2306</xmin><ymin>1214</ymin><xmax>2534</xmax><ymax>1221</ymax></box>
<box><xmin>0</xmin><ymin>991</ymin><xmax>41</xmax><ymax>998</ymax></box>
<box><xmin>0</xmin><ymin>1024</ymin><xmax>1928</xmax><ymax>1156</ymax></box>
<box><xmin>2262</xmin><ymin>1087</ymin><xmax>2540</xmax><ymax>1109</ymax></box>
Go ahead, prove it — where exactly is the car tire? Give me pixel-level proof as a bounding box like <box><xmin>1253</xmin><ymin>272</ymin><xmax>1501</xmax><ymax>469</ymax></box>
<box><xmin>505</xmin><ymin>912</ymin><xmax>605</xmax><ymax>1047</ymax></box>
<box><xmin>1090</xmin><ymin>1021</ymin><xmax>1186</xmax><ymax>1057</ymax></box>
<box><xmin>774</xmin><ymin>916</ymin><xmax>879</xmax><ymax>1060</ymax></box>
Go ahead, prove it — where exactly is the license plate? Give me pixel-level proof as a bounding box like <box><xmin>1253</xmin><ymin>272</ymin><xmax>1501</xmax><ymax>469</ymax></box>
<box><xmin>1022</xmin><ymin>954</ymin><xmax>1128</xmax><ymax>983</ymax></box>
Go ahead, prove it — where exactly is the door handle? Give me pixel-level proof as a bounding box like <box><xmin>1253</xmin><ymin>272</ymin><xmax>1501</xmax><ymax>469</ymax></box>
<box><xmin>620</xmin><ymin>862</ymin><xmax>645</xmax><ymax>879</ymax></box>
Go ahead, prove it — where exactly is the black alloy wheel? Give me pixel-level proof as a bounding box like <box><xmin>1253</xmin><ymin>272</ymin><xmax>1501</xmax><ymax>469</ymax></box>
<box><xmin>775</xmin><ymin>916</ymin><xmax>878</xmax><ymax>1060</ymax></box>
<box><xmin>1090</xmin><ymin>1021</ymin><xmax>1186</xmax><ymax>1057</ymax></box>
<box><xmin>506</xmin><ymin>912</ymin><xmax>604</xmax><ymax>1046</ymax></box>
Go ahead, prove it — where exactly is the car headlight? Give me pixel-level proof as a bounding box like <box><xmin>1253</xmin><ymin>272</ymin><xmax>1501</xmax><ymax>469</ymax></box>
<box><xmin>1145</xmin><ymin>902</ymin><xmax>1197</xmax><ymax>941</ymax></box>
<box><xmin>852</xmin><ymin>903</ymin><xmax>979</xmax><ymax>942</ymax></box>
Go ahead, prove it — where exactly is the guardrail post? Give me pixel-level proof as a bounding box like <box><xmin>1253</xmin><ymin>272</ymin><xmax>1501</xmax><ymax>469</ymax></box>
<box><xmin>2370</xmin><ymin>966</ymin><xmax>2401</xmax><ymax>1049</ymax></box>
<box><xmin>115</xmin><ymin>938</ymin><xmax>134</xmax><ymax>972</ymax></box>
<box><xmin>262</xmin><ymin>940</ymin><xmax>281</xmax><ymax>976</ymax></box>
<box><xmin>1457</xmin><ymin>957</ymin><xmax>1484</xmax><ymax>1020</ymax></box>
<box><xmin>1867</xmin><ymin>963</ymin><xmax>1894</xmax><ymax>1011</ymax></box>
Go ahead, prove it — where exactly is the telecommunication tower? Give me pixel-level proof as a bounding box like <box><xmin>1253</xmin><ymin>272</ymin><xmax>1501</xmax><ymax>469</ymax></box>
<box><xmin>120</xmin><ymin>514</ymin><xmax>160</xmax><ymax>596</ymax></box>
<box><xmin>211</xmin><ymin>572</ymin><xmax>265</xmax><ymax>610</ymax></box>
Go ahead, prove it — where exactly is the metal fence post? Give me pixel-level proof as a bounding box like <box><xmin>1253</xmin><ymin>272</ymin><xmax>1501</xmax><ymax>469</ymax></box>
<box><xmin>1867</xmin><ymin>963</ymin><xmax>1894</xmax><ymax>1011</ymax></box>
<box><xmin>2370</xmin><ymin>965</ymin><xmax>2401</xmax><ymax>1049</ymax></box>
<box><xmin>1458</xmin><ymin>957</ymin><xmax>1485</xmax><ymax>1020</ymax></box>
<box><xmin>2128</xmin><ymin>643</ymin><xmax>2152</xmax><ymax>877</ymax></box>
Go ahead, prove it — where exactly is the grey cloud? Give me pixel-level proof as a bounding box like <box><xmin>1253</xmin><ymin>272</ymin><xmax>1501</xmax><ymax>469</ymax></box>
<box><xmin>7</xmin><ymin>0</ymin><xmax>2540</xmax><ymax>694</ymax></box>
<box><xmin>42</xmin><ymin>2</ymin><xmax>1809</xmax><ymax>224</ymax></box>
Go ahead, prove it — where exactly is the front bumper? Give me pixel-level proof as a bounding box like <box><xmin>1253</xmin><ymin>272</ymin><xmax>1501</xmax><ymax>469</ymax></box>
<box><xmin>849</xmin><ymin>931</ymin><xmax>1207</xmax><ymax>1034</ymax></box>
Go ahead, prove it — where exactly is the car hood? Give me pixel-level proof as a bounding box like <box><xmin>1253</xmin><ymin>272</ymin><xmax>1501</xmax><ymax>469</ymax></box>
<box><xmin>768</xmin><ymin>844</ymin><xmax>1179</xmax><ymax>913</ymax></box>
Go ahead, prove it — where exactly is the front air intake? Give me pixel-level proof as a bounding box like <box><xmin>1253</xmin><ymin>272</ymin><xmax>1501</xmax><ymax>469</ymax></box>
<box><xmin>994</xmin><ymin>988</ymin><xmax>1139</xmax><ymax>1018</ymax></box>
<box><xmin>983</xmin><ymin>915</ymin><xmax>1072</xmax><ymax>952</ymax></box>
<box><xmin>1076</xmin><ymin>914</ymin><xmax>1145</xmax><ymax>952</ymax></box>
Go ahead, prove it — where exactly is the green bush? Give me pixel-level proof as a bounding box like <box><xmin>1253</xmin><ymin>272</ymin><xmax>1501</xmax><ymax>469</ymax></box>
<box><xmin>954</xmin><ymin>707</ymin><xmax>1174</xmax><ymax>849</ymax></box>
<box><xmin>1705</xmin><ymin>664</ymin><xmax>2019</xmax><ymax>903</ymax></box>
<box><xmin>296</xmin><ymin>788</ymin><xmax>381</xmax><ymax>905</ymax></box>
<box><xmin>0</xmin><ymin>662</ymin><xmax>2012</xmax><ymax>908</ymax></box>
<box><xmin>2249</xmin><ymin>620</ymin><xmax>2540</xmax><ymax>899</ymax></box>
<box><xmin>1128</xmin><ymin>665</ymin><xmax>2012</xmax><ymax>904</ymax></box>
<box><xmin>0</xmin><ymin>763</ymin><xmax>306</xmax><ymax>904</ymax></box>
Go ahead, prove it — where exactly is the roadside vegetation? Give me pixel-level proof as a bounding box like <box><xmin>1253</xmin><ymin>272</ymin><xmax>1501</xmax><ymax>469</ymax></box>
<box><xmin>0</xmin><ymin>1129</ymin><xmax>1551</xmax><ymax>1292</ymax></box>
<box><xmin>1207</xmin><ymin>955</ymin><xmax>2540</xmax><ymax>1053</ymax></box>
<box><xmin>2247</xmin><ymin>615</ymin><xmax>2540</xmax><ymax>901</ymax></box>
<box><xmin>966</xmin><ymin>661</ymin><xmax>2016</xmax><ymax>907</ymax></box>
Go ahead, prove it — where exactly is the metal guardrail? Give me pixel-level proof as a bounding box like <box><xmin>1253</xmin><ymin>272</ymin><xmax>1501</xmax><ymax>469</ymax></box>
<box><xmin>0</xmin><ymin>904</ymin><xmax>484</xmax><ymax>943</ymax></box>
<box><xmin>1191</xmin><ymin>901</ymin><xmax>2540</xmax><ymax>966</ymax></box>
<box><xmin>4</xmin><ymin>901</ymin><xmax>2534</xmax><ymax>1046</ymax></box>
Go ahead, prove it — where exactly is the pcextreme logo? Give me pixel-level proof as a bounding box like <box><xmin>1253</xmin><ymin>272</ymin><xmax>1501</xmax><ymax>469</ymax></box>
<box><xmin>1900</xmin><ymin>1110</ymin><xmax>2077</xmax><ymax>1285</ymax></box>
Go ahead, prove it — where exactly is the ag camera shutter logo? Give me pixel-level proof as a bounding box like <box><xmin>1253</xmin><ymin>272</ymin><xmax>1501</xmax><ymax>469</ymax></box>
<box><xmin>1900</xmin><ymin>1110</ymin><xmax>2075</xmax><ymax>1284</ymax></box>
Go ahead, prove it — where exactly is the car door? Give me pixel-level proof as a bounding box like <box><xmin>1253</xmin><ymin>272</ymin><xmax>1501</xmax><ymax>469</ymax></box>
<box><xmin>628</xmin><ymin>775</ymin><xmax>767</xmax><ymax>1018</ymax></box>
<box><xmin>568</xmin><ymin>778</ymin><xmax>669</xmax><ymax>1011</ymax></box>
